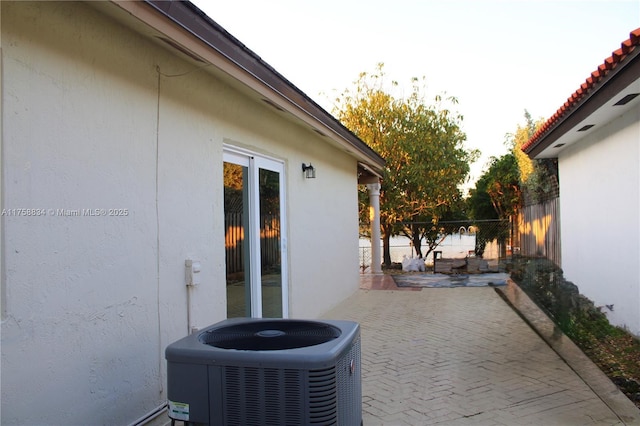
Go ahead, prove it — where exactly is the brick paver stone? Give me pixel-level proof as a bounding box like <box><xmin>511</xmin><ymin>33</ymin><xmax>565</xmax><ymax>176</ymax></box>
<box><xmin>323</xmin><ymin>287</ymin><xmax>630</xmax><ymax>426</ymax></box>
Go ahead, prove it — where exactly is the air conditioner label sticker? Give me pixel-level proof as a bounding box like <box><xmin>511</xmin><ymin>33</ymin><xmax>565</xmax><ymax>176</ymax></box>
<box><xmin>168</xmin><ymin>400</ymin><xmax>189</xmax><ymax>421</ymax></box>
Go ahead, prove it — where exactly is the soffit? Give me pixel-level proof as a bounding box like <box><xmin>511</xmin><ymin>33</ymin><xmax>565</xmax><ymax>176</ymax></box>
<box><xmin>93</xmin><ymin>1</ymin><xmax>384</xmax><ymax>178</ymax></box>
<box><xmin>523</xmin><ymin>28</ymin><xmax>640</xmax><ymax>159</ymax></box>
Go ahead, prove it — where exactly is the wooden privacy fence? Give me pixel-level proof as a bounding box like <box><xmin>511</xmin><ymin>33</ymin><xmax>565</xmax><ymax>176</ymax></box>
<box><xmin>225</xmin><ymin>213</ymin><xmax>281</xmax><ymax>275</ymax></box>
<box><xmin>515</xmin><ymin>197</ymin><xmax>561</xmax><ymax>267</ymax></box>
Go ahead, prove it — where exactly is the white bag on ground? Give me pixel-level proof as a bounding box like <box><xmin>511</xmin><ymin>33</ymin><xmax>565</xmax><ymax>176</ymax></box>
<box><xmin>402</xmin><ymin>255</ymin><xmax>425</xmax><ymax>272</ymax></box>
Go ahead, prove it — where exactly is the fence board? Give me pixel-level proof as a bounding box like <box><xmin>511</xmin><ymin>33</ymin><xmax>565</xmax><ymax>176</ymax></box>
<box><xmin>516</xmin><ymin>197</ymin><xmax>561</xmax><ymax>266</ymax></box>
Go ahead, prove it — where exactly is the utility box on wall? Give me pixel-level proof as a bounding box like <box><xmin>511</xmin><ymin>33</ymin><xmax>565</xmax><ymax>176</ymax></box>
<box><xmin>165</xmin><ymin>318</ymin><xmax>362</xmax><ymax>425</ymax></box>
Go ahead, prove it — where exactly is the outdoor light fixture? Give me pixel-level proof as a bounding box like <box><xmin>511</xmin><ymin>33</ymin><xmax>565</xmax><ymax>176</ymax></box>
<box><xmin>302</xmin><ymin>163</ymin><xmax>316</xmax><ymax>179</ymax></box>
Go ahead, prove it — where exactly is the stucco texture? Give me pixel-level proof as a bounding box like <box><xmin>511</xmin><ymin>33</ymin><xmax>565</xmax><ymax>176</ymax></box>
<box><xmin>1</xmin><ymin>2</ymin><xmax>361</xmax><ymax>423</ymax></box>
<box><xmin>558</xmin><ymin>107</ymin><xmax>640</xmax><ymax>336</ymax></box>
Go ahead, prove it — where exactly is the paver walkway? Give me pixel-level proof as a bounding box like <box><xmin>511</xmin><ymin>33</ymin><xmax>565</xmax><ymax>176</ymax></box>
<box><xmin>322</xmin><ymin>274</ymin><xmax>640</xmax><ymax>425</ymax></box>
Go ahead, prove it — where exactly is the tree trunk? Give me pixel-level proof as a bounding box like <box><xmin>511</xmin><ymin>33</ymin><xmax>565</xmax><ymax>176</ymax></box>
<box><xmin>411</xmin><ymin>224</ymin><xmax>423</xmax><ymax>258</ymax></box>
<box><xmin>382</xmin><ymin>225</ymin><xmax>392</xmax><ymax>267</ymax></box>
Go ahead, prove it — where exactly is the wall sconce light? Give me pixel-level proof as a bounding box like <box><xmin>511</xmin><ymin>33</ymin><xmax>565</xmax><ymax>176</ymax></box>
<box><xmin>302</xmin><ymin>163</ymin><xmax>316</xmax><ymax>179</ymax></box>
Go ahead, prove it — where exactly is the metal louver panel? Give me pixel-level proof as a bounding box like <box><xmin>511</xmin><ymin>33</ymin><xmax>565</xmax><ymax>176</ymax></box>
<box><xmin>337</xmin><ymin>335</ymin><xmax>362</xmax><ymax>424</ymax></box>
<box><xmin>308</xmin><ymin>366</ymin><xmax>338</xmax><ymax>424</ymax></box>
<box><xmin>223</xmin><ymin>366</ymin><xmax>303</xmax><ymax>426</ymax></box>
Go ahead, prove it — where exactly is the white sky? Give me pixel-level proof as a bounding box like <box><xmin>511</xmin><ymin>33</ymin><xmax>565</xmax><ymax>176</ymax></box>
<box><xmin>193</xmin><ymin>0</ymin><xmax>639</xmax><ymax>185</ymax></box>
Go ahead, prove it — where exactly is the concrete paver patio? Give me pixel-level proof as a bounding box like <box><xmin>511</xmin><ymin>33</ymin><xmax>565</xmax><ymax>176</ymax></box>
<box><xmin>322</xmin><ymin>274</ymin><xmax>640</xmax><ymax>425</ymax></box>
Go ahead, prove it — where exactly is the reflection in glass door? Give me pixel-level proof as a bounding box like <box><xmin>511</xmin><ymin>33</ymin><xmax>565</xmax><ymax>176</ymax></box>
<box><xmin>259</xmin><ymin>168</ymin><xmax>282</xmax><ymax>318</ymax></box>
<box><xmin>223</xmin><ymin>160</ymin><xmax>251</xmax><ymax>318</ymax></box>
<box><xmin>223</xmin><ymin>149</ymin><xmax>287</xmax><ymax>318</ymax></box>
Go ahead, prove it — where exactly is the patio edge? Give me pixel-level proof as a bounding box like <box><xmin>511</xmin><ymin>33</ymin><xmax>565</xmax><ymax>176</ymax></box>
<box><xmin>496</xmin><ymin>279</ymin><xmax>640</xmax><ymax>425</ymax></box>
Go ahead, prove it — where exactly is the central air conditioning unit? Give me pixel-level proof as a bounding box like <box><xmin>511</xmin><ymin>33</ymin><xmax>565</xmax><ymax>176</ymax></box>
<box><xmin>165</xmin><ymin>318</ymin><xmax>361</xmax><ymax>426</ymax></box>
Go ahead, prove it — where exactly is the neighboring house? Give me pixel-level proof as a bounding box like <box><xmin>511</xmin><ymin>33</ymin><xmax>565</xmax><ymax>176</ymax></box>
<box><xmin>523</xmin><ymin>28</ymin><xmax>640</xmax><ymax>336</ymax></box>
<box><xmin>0</xmin><ymin>1</ymin><xmax>384</xmax><ymax>424</ymax></box>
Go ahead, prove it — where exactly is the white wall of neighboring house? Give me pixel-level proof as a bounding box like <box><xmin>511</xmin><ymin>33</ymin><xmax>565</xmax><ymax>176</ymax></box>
<box><xmin>1</xmin><ymin>2</ymin><xmax>361</xmax><ymax>424</ymax></box>
<box><xmin>558</xmin><ymin>107</ymin><xmax>640</xmax><ymax>336</ymax></box>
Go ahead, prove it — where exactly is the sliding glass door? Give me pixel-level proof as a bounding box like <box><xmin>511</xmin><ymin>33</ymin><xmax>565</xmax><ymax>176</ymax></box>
<box><xmin>223</xmin><ymin>148</ymin><xmax>287</xmax><ymax>318</ymax></box>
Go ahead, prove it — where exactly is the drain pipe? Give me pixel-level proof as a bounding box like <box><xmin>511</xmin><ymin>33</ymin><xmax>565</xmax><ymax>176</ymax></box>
<box><xmin>129</xmin><ymin>403</ymin><xmax>168</xmax><ymax>426</ymax></box>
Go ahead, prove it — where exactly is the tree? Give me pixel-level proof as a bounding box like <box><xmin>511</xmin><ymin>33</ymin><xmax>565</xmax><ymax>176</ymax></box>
<box><xmin>483</xmin><ymin>153</ymin><xmax>521</xmax><ymax>218</ymax></box>
<box><xmin>466</xmin><ymin>153</ymin><xmax>520</xmax><ymax>257</ymax></box>
<box><xmin>467</xmin><ymin>111</ymin><xmax>549</xmax><ymax>257</ymax></box>
<box><xmin>508</xmin><ymin>111</ymin><xmax>558</xmax><ymax>204</ymax></box>
<box><xmin>335</xmin><ymin>64</ymin><xmax>478</xmax><ymax>264</ymax></box>
<box><xmin>401</xmin><ymin>207</ymin><xmax>468</xmax><ymax>261</ymax></box>
<box><xmin>468</xmin><ymin>110</ymin><xmax>549</xmax><ymax>222</ymax></box>
<box><xmin>509</xmin><ymin>110</ymin><xmax>538</xmax><ymax>185</ymax></box>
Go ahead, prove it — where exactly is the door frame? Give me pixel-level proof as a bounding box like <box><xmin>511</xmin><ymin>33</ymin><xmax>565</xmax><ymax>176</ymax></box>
<box><xmin>223</xmin><ymin>145</ymin><xmax>289</xmax><ymax>318</ymax></box>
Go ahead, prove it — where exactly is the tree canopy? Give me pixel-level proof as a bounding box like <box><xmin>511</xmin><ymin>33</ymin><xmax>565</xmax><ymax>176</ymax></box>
<box><xmin>468</xmin><ymin>111</ymin><xmax>548</xmax><ymax>222</ymax></box>
<box><xmin>509</xmin><ymin>110</ymin><xmax>539</xmax><ymax>186</ymax></box>
<box><xmin>334</xmin><ymin>64</ymin><xmax>479</xmax><ymax>264</ymax></box>
<box><xmin>508</xmin><ymin>111</ymin><xmax>558</xmax><ymax>204</ymax></box>
<box><xmin>467</xmin><ymin>153</ymin><xmax>521</xmax><ymax>221</ymax></box>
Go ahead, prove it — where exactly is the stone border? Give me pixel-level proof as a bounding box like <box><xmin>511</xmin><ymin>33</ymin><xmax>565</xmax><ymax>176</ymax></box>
<box><xmin>496</xmin><ymin>279</ymin><xmax>640</xmax><ymax>425</ymax></box>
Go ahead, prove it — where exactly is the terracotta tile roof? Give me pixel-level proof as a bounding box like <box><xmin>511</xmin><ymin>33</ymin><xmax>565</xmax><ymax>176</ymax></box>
<box><xmin>523</xmin><ymin>28</ymin><xmax>640</xmax><ymax>153</ymax></box>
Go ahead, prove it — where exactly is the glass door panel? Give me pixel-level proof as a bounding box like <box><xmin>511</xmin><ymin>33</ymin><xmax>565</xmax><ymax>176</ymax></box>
<box><xmin>259</xmin><ymin>168</ymin><xmax>282</xmax><ymax>318</ymax></box>
<box><xmin>224</xmin><ymin>161</ymin><xmax>251</xmax><ymax>318</ymax></box>
<box><xmin>223</xmin><ymin>148</ymin><xmax>288</xmax><ymax>319</ymax></box>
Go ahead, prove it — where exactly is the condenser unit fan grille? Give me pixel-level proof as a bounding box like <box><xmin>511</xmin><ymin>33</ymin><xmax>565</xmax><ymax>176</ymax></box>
<box><xmin>200</xmin><ymin>319</ymin><xmax>341</xmax><ymax>350</ymax></box>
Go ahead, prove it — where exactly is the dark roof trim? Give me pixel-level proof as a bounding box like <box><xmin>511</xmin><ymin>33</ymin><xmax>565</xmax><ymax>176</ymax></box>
<box><xmin>523</xmin><ymin>28</ymin><xmax>640</xmax><ymax>157</ymax></box>
<box><xmin>141</xmin><ymin>0</ymin><xmax>385</xmax><ymax>174</ymax></box>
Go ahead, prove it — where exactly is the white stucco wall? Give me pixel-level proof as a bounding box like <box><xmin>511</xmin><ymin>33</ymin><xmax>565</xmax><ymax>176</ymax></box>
<box><xmin>558</xmin><ymin>107</ymin><xmax>640</xmax><ymax>336</ymax></box>
<box><xmin>1</xmin><ymin>2</ymin><xmax>361</xmax><ymax>424</ymax></box>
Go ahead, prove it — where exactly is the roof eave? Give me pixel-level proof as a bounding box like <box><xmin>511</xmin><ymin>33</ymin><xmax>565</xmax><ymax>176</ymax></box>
<box><xmin>109</xmin><ymin>0</ymin><xmax>385</xmax><ymax>175</ymax></box>
<box><xmin>523</xmin><ymin>28</ymin><xmax>640</xmax><ymax>159</ymax></box>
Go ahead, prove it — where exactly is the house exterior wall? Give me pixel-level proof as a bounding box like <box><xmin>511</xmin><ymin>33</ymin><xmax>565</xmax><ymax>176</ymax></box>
<box><xmin>558</xmin><ymin>107</ymin><xmax>640</xmax><ymax>336</ymax></box>
<box><xmin>1</xmin><ymin>2</ymin><xmax>360</xmax><ymax>424</ymax></box>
